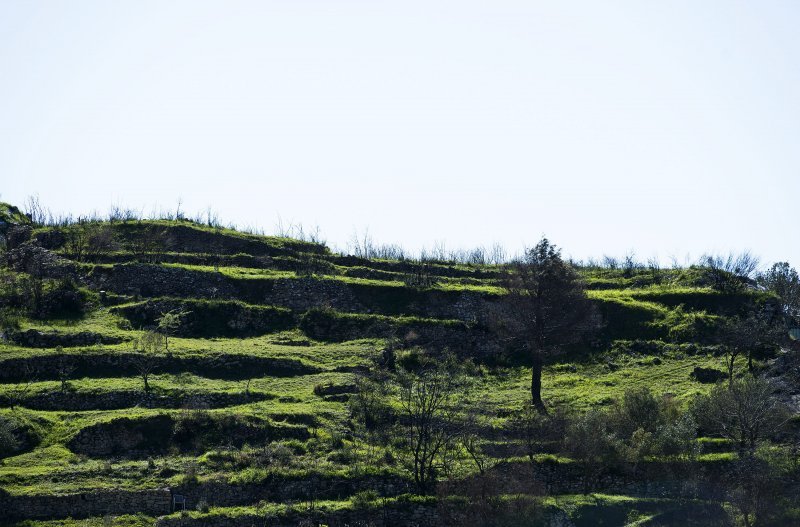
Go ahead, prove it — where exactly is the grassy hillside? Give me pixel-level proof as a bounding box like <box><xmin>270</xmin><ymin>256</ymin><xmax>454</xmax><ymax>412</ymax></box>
<box><xmin>0</xmin><ymin>210</ymin><xmax>797</xmax><ymax>527</ymax></box>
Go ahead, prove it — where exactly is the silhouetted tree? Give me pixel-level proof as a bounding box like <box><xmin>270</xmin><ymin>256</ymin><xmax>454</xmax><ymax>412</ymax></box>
<box><xmin>494</xmin><ymin>238</ymin><xmax>600</xmax><ymax>413</ymax></box>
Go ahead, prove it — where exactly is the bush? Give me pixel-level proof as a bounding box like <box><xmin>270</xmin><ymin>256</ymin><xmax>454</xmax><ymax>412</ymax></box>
<box><xmin>262</xmin><ymin>442</ymin><xmax>293</xmax><ymax>465</ymax></box>
<box><xmin>610</xmin><ymin>387</ymin><xmax>665</xmax><ymax>439</ymax></box>
<box><xmin>0</xmin><ymin>415</ymin><xmax>21</xmax><ymax>458</ymax></box>
<box><xmin>653</xmin><ymin>412</ymin><xmax>699</xmax><ymax>460</ymax></box>
<box><xmin>38</xmin><ymin>278</ymin><xmax>94</xmax><ymax>319</ymax></box>
<box><xmin>564</xmin><ymin>409</ymin><xmax>625</xmax><ymax>492</ymax></box>
<box><xmin>351</xmin><ymin>489</ymin><xmax>380</xmax><ymax>509</ymax></box>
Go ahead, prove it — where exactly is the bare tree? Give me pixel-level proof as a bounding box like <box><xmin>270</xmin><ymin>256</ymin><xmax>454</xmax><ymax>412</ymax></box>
<box><xmin>23</xmin><ymin>194</ymin><xmax>48</xmax><ymax>225</ymax></box>
<box><xmin>132</xmin><ymin>331</ymin><xmax>164</xmax><ymax>393</ymax></box>
<box><xmin>402</xmin><ymin>260</ymin><xmax>439</xmax><ymax>289</ymax></box>
<box><xmin>397</xmin><ymin>361</ymin><xmax>466</xmax><ymax>493</ymax></box>
<box><xmin>506</xmin><ymin>403</ymin><xmax>568</xmax><ymax>463</ymax></box>
<box><xmin>492</xmin><ymin>238</ymin><xmax>600</xmax><ymax>413</ymax></box>
<box><xmin>56</xmin><ymin>350</ymin><xmax>77</xmax><ymax>393</ymax></box>
<box><xmin>85</xmin><ymin>224</ymin><xmax>118</xmax><ymax>260</ymax></box>
<box><xmin>458</xmin><ymin>401</ymin><xmax>498</xmax><ymax>477</ymax></box>
<box><xmin>348</xmin><ymin>228</ymin><xmax>377</xmax><ymax>259</ymax></box>
<box><xmin>700</xmin><ymin>251</ymin><xmax>760</xmax><ymax>292</ymax></box>
<box><xmin>693</xmin><ymin>376</ymin><xmax>787</xmax><ymax>453</ymax></box>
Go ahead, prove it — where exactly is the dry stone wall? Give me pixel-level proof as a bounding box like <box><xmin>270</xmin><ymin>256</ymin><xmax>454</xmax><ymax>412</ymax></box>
<box><xmin>0</xmin><ymin>489</ymin><xmax>172</xmax><ymax>521</ymax></box>
<box><xmin>155</xmin><ymin>503</ymin><xmax>438</xmax><ymax>527</ymax></box>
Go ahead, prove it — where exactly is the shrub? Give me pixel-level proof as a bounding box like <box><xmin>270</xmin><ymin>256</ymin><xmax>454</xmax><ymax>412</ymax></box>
<box><xmin>653</xmin><ymin>412</ymin><xmax>699</xmax><ymax>460</ymax></box>
<box><xmin>263</xmin><ymin>442</ymin><xmax>293</xmax><ymax>465</ymax></box>
<box><xmin>0</xmin><ymin>415</ymin><xmax>21</xmax><ymax>458</ymax></box>
<box><xmin>610</xmin><ymin>387</ymin><xmax>665</xmax><ymax>439</ymax></box>
<box><xmin>564</xmin><ymin>409</ymin><xmax>625</xmax><ymax>493</ymax></box>
<box><xmin>351</xmin><ymin>489</ymin><xmax>380</xmax><ymax>509</ymax></box>
<box><xmin>38</xmin><ymin>278</ymin><xmax>94</xmax><ymax>319</ymax></box>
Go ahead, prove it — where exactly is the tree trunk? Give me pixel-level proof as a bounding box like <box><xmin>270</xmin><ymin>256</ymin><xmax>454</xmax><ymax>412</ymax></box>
<box><xmin>531</xmin><ymin>353</ymin><xmax>546</xmax><ymax>414</ymax></box>
<box><xmin>727</xmin><ymin>354</ymin><xmax>735</xmax><ymax>389</ymax></box>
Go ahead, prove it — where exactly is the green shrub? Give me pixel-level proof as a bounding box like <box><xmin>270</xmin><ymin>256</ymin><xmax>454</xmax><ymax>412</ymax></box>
<box><xmin>351</xmin><ymin>489</ymin><xmax>380</xmax><ymax>509</ymax></box>
<box><xmin>0</xmin><ymin>414</ymin><xmax>21</xmax><ymax>458</ymax></box>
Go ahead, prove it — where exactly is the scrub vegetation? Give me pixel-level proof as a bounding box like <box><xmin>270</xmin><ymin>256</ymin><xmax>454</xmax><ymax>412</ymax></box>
<box><xmin>0</xmin><ymin>200</ymin><xmax>798</xmax><ymax>526</ymax></box>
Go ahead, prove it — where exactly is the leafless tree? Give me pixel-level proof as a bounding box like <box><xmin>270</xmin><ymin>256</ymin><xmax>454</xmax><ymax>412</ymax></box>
<box><xmin>397</xmin><ymin>361</ymin><xmax>466</xmax><ymax>493</ymax></box>
<box><xmin>459</xmin><ymin>403</ymin><xmax>496</xmax><ymax>476</ymax></box>
<box><xmin>402</xmin><ymin>260</ymin><xmax>439</xmax><ymax>289</ymax></box>
<box><xmin>487</xmin><ymin>242</ymin><xmax>506</xmax><ymax>265</ymax></box>
<box><xmin>23</xmin><ymin>194</ymin><xmax>49</xmax><ymax>225</ymax></box>
<box><xmin>693</xmin><ymin>376</ymin><xmax>788</xmax><ymax>453</ymax></box>
<box><xmin>132</xmin><ymin>331</ymin><xmax>165</xmax><ymax>393</ymax></box>
<box><xmin>21</xmin><ymin>250</ymin><xmax>46</xmax><ymax>317</ymax></box>
<box><xmin>700</xmin><ymin>251</ymin><xmax>761</xmax><ymax>292</ymax></box>
<box><xmin>348</xmin><ymin>228</ymin><xmax>377</xmax><ymax>259</ymax></box>
<box><xmin>506</xmin><ymin>403</ymin><xmax>567</xmax><ymax>463</ymax></box>
<box><xmin>492</xmin><ymin>238</ymin><xmax>601</xmax><ymax>413</ymax></box>
<box><xmin>56</xmin><ymin>350</ymin><xmax>77</xmax><ymax>393</ymax></box>
<box><xmin>86</xmin><ymin>224</ymin><xmax>118</xmax><ymax>260</ymax></box>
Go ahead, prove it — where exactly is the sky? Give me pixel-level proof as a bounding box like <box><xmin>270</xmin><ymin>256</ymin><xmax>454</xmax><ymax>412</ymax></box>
<box><xmin>1</xmin><ymin>1</ymin><xmax>799</xmax><ymax>267</ymax></box>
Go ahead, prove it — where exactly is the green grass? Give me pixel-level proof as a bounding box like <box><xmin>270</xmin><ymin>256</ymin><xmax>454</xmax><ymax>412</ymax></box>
<box><xmin>1</xmin><ymin>214</ymin><xmax>779</xmax><ymax>524</ymax></box>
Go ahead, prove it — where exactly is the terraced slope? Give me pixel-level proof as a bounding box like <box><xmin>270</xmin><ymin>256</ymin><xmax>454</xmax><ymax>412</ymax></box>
<box><xmin>0</xmin><ymin>216</ymin><xmax>794</xmax><ymax>526</ymax></box>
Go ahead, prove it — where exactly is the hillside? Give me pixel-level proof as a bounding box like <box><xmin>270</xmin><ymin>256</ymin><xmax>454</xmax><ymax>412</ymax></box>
<box><xmin>0</xmin><ymin>209</ymin><xmax>798</xmax><ymax>527</ymax></box>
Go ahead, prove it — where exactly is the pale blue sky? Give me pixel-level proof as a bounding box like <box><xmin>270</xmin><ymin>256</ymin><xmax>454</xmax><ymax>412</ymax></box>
<box><xmin>2</xmin><ymin>1</ymin><xmax>799</xmax><ymax>266</ymax></box>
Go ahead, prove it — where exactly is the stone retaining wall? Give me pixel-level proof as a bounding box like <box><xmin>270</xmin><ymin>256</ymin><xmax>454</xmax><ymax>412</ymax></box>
<box><xmin>0</xmin><ymin>352</ymin><xmax>317</xmax><ymax>383</ymax></box>
<box><xmin>0</xmin><ymin>489</ymin><xmax>172</xmax><ymax>521</ymax></box>
<box><xmin>1</xmin><ymin>390</ymin><xmax>272</xmax><ymax>411</ymax></box>
<box><xmin>155</xmin><ymin>503</ymin><xmax>438</xmax><ymax>527</ymax></box>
